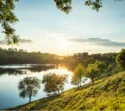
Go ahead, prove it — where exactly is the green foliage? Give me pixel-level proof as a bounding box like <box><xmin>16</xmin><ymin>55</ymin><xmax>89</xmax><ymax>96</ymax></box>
<box><xmin>54</xmin><ymin>0</ymin><xmax>72</xmax><ymax>14</ymax></box>
<box><xmin>116</xmin><ymin>49</ymin><xmax>125</xmax><ymax>70</ymax></box>
<box><xmin>86</xmin><ymin>62</ymin><xmax>100</xmax><ymax>84</ymax></box>
<box><xmin>18</xmin><ymin>77</ymin><xmax>41</xmax><ymax>103</ymax></box>
<box><xmin>42</xmin><ymin>73</ymin><xmax>67</xmax><ymax>95</ymax></box>
<box><xmin>95</xmin><ymin>61</ymin><xmax>106</xmax><ymax>72</ymax></box>
<box><xmin>0</xmin><ymin>0</ymin><xmax>19</xmax><ymax>44</ymax></box>
<box><xmin>71</xmin><ymin>63</ymin><xmax>86</xmax><ymax>87</ymax></box>
<box><xmin>71</xmin><ymin>52</ymin><xmax>119</xmax><ymax>79</ymax></box>
<box><xmin>70</xmin><ymin>52</ymin><xmax>117</xmax><ymax>70</ymax></box>
<box><xmin>54</xmin><ymin>0</ymin><xmax>103</xmax><ymax>13</ymax></box>
<box><xmin>107</xmin><ymin>64</ymin><xmax>121</xmax><ymax>76</ymax></box>
<box><xmin>85</xmin><ymin>0</ymin><xmax>102</xmax><ymax>12</ymax></box>
<box><xmin>55</xmin><ymin>0</ymin><xmax>122</xmax><ymax>13</ymax></box>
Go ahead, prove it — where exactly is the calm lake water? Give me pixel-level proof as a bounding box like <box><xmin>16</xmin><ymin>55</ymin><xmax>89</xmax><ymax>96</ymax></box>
<box><xmin>0</xmin><ymin>64</ymin><xmax>90</xmax><ymax>109</ymax></box>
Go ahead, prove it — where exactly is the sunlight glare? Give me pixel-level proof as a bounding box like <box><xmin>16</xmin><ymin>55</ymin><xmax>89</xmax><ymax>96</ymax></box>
<box><xmin>57</xmin><ymin>64</ymin><xmax>70</xmax><ymax>75</ymax></box>
<box><xmin>59</xmin><ymin>41</ymin><xmax>68</xmax><ymax>50</ymax></box>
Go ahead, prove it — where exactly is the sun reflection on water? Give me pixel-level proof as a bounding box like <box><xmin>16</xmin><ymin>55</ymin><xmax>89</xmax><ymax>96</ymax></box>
<box><xmin>57</xmin><ymin>65</ymin><xmax>70</xmax><ymax>74</ymax></box>
<box><xmin>43</xmin><ymin>65</ymin><xmax>72</xmax><ymax>76</ymax></box>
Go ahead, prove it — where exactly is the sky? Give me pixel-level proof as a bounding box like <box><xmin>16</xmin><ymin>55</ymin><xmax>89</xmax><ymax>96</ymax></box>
<box><xmin>0</xmin><ymin>0</ymin><xmax>125</xmax><ymax>55</ymax></box>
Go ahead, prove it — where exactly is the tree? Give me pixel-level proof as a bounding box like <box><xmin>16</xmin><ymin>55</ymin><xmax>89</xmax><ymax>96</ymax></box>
<box><xmin>54</xmin><ymin>0</ymin><xmax>121</xmax><ymax>13</ymax></box>
<box><xmin>54</xmin><ymin>0</ymin><xmax>108</xmax><ymax>13</ymax></box>
<box><xmin>107</xmin><ymin>64</ymin><xmax>114</xmax><ymax>76</ymax></box>
<box><xmin>86</xmin><ymin>62</ymin><xmax>100</xmax><ymax>84</ymax></box>
<box><xmin>71</xmin><ymin>63</ymin><xmax>86</xmax><ymax>87</ymax></box>
<box><xmin>18</xmin><ymin>77</ymin><xmax>41</xmax><ymax>103</ymax></box>
<box><xmin>0</xmin><ymin>0</ymin><xmax>19</xmax><ymax>44</ymax></box>
<box><xmin>95</xmin><ymin>61</ymin><xmax>106</xmax><ymax>72</ymax></box>
<box><xmin>116</xmin><ymin>49</ymin><xmax>125</xmax><ymax>70</ymax></box>
<box><xmin>42</xmin><ymin>73</ymin><xmax>67</xmax><ymax>95</ymax></box>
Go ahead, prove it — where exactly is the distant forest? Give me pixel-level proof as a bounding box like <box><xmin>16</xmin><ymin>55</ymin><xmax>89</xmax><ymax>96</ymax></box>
<box><xmin>0</xmin><ymin>48</ymin><xmax>120</xmax><ymax>75</ymax></box>
<box><xmin>0</xmin><ymin>48</ymin><xmax>59</xmax><ymax>64</ymax></box>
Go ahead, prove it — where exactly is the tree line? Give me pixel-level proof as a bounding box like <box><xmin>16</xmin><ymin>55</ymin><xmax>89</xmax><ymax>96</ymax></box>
<box><xmin>0</xmin><ymin>48</ymin><xmax>119</xmax><ymax>73</ymax></box>
<box><xmin>61</xmin><ymin>52</ymin><xmax>119</xmax><ymax>75</ymax></box>
<box><xmin>0</xmin><ymin>48</ymin><xmax>59</xmax><ymax>64</ymax></box>
<box><xmin>0</xmin><ymin>47</ymin><xmax>121</xmax><ymax>78</ymax></box>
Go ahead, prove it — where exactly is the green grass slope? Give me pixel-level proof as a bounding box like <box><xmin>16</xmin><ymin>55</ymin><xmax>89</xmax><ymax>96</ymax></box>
<box><xmin>7</xmin><ymin>71</ymin><xmax>125</xmax><ymax>110</ymax></box>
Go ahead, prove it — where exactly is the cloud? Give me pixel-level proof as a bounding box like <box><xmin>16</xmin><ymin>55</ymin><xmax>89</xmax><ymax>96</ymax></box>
<box><xmin>0</xmin><ymin>38</ymin><xmax>32</xmax><ymax>45</ymax></box>
<box><xmin>69</xmin><ymin>38</ymin><xmax>125</xmax><ymax>47</ymax></box>
<box><xmin>18</xmin><ymin>38</ymin><xmax>32</xmax><ymax>43</ymax></box>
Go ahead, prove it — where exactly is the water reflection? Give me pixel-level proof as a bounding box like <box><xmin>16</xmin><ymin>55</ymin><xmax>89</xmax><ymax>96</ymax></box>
<box><xmin>0</xmin><ymin>65</ymin><xmax>90</xmax><ymax>109</ymax></box>
<box><xmin>0</xmin><ymin>64</ymin><xmax>55</xmax><ymax>76</ymax></box>
<box><xmin>0</xmin><ymin>69</ymin><xmax>27</xmax><ymax>76</ymax></box>
<box><xmin>0</xmin><ymin>65</ymin><xmax>74</xmax><ymax>109</ymax></box>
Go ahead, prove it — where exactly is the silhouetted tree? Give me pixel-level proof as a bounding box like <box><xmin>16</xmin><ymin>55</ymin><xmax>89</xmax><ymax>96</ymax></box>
<box><xmin>18</xmin><ymin>77</ymin><xmax>41</xmax><ymax>103</ymax></box>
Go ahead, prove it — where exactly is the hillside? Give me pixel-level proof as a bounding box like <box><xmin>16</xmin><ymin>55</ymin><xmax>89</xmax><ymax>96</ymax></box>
<box><xmin>7</xmin><ymin>71</ymin><xmax>125</xmax><ymax>110</ymax></box>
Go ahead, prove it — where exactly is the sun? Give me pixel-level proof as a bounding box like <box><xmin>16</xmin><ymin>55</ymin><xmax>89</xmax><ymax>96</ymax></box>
<box><xmin>59</xmin><ymin>41</ymin><xmax>68</xmax><ymax>50</ymax></box>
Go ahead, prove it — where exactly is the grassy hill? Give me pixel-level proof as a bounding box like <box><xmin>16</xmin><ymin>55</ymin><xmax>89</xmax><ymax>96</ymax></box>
<box><xmin>6</xmin><ymin>71</ymin><xmax>125</xmax><ymax>110</ymax></box>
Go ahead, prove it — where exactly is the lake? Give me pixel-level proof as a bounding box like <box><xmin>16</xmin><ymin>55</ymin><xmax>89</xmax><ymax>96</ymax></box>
<box><xmin>0</xmin><ymin>64</ymin><xmax>90</xmax><ymax>109</ymax></box>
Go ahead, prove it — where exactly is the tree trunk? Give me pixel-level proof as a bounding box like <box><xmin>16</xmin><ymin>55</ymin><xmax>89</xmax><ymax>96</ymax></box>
<box><xmin>29</xmin><ymin>91</ymin><xmax>32</xmax><ymax>103</ymax></box>
<box><xmin>80</xmin><ymin>80</ymin><xmax>81</xmax><ymax>87</ymax></box>
<box><xmin>29</xmin><ymin>95</ymin><xmax>31</xmax><ymax>103</ymax></box>
<box><xmin>92</xmin><ymin>78</ymin><xmax>94</xmax><ymax>85</ymax></box>
<box><xmin>57</xmin><ymin>89</ymin><xmax>60</xmax><ymax>95</ymax></box>
<box><xmin>80</xmin><ymin>73</ymin><xmax>81</xmax><ymax>87</ymax></box>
